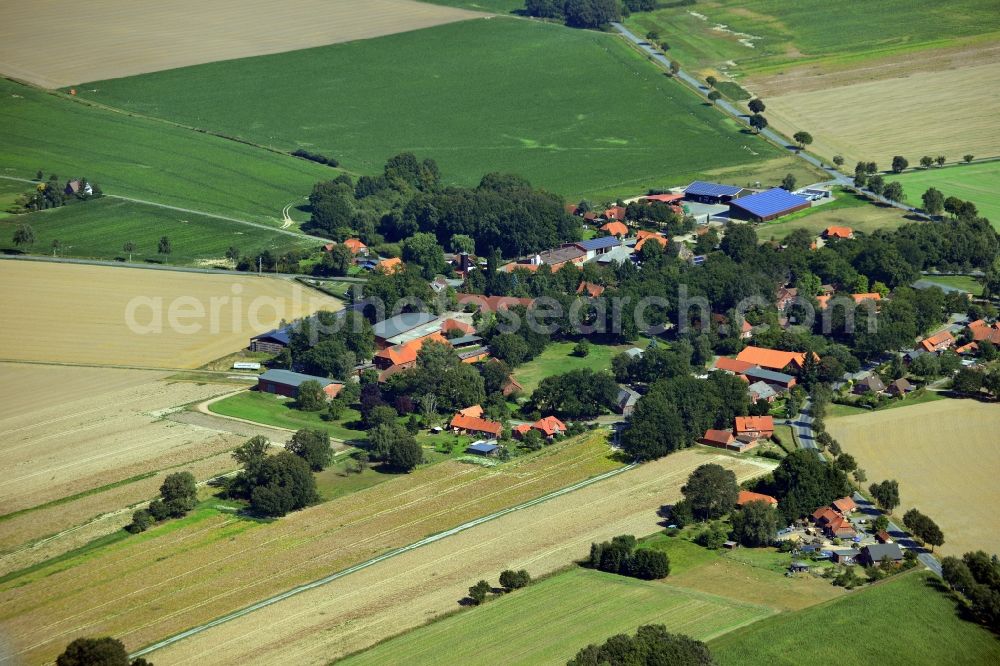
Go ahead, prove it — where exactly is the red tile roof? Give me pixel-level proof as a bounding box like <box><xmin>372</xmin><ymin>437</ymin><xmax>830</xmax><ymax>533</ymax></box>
<box><xmin>576</xmin><ymin>281</ymin><xmax>605</xmax><ymax>298</ymax></box>
<box><xmin>344</xmin><ymin>238</ymin><xmax>367</xmax><ymax>253</ymax></box>
<box><xmin>701</xmin><ymin>429</ymin><xmax>735</xmax><ymax>446</ymax></box>
<box><xmin>374</xmin><ymin>332</ymin><xmax>447</xmax><ymax>367</ymax></box>
<box><xmin>824</xmin><ymin>226</ymin><xmax>853</xmax><ymax>239</ymax></box>
<box><xmin>634</xmin><ymin>234</ymin><xmax>667</xmax><ymax>252</ymax></box>
<box><xmin>736</xmin><ymin>346</ymin><xmax>813</xmax><ymax>371</ymax></box>
<box><xmin>737</xmin><ymin>490</ymin><xmax>778</xmax><ymax>507</ymax></box>
<box><xmin>441</xmin><ymin>318</ymin><xmax>475</xmax><ymax>335</ymax></box>
<box><xmin>456</xmin><ymin>294</ymin><xmax>534</xmax><ymax>313</ymax></box>
<box><xmin>449</xmin><ymin>413</ymin><xmax>503</xmax><ymax>437</ymax></box>
<box><xmin>832</xmin><ymin>497</ymin><xmax>857</xmax><ymax>513</ymax></box>
<box><xmin>734</xmin><ymin>415</ymin><xmax>774</xmax><ymax>434</ymax></box>
<box><xmin>458</xmin><ymin>405</ymin><xmax>484</xmax><ymax>418</ymax></box>
<box><xmin>603</xmin><ymin>206</ymin><xmax>627</xmax><ymax>220</ymax></box>
<box><xmin>533</xmin><ymin>416</ymin><xmax>567</xmax><ymax>437</ymax></box>
<box><xmin>642</xmin><ymin>193</ymin><xmax>684</xmax><ymax>203</ymax></box>
<box><xmin>920</xmin><ymin>330</ymin><xmax>955</xmax><ymax>352</ymax></box>
<box><xmin>377</xmin><ymin>256</ymin><xmax>403</xmax><ymax>273</ymax></box>
<box><xmin>600</xmin><ymin>221</ymin><xmax>629</xmax><ymax>237</ymax></box>
<box><xmin>714</xmin><ymin>357</ymin><xmax>756</xmax><ymax>374</ymax></box>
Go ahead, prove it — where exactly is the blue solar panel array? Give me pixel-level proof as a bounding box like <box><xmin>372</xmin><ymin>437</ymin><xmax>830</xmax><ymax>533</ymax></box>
<box><xmin>684</xmin><ymin>180</ymin><xmax>743</xmax><ymax>198</ymax></box>
<box><xmin>729</xmin><ymin>188</ymin><xmax>809</xmax><ymax>218</ymax></box>
<box><xmin>575</xmin><ymin>236</ymin><xmax>622</xmax><ymax>252</ymax></box>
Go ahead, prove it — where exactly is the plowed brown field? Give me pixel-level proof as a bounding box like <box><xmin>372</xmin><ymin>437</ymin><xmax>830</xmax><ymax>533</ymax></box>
<box><xmin>0</xmin><ymin>261</ymin><xmax>341</xmax><ymax>368</ymax></box>
<box><xmin>0</xmin><ymin>0</ymin><xmax>486</xmax><ymax>88</ymax></box>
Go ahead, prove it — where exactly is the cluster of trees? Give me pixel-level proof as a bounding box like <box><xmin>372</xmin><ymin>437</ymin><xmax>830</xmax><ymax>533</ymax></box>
<box><xmin>301</xmin><ymin>153</ymin><xmax>581</xmax><ymax>270</ymax></box>
<box><xmin>586</xmin><ymin>534</ymin><xmax>671</xmax><ymax>580</ymax></box>
<box><xmin>525</xmin><ymin>0</ymin><xmax>655</xmax><ymax>29</ymax></box>
<box><xmin>127</xmin><ymin>472</ymin><xmax>198</xmax><ymax>533</ymax></box>
<box><xmin>467</xmin><ymin>568</ymin><xmax>533</xmax><ymax>604</ymax></box>
<box><xmin>276</xmin><ymin>310</ymin><xmax>375</xmax><ymax>382</ymax></box>
<box><xmin>942</xmin><ymin>550</ymin><xmax>1000</xmax><ymax>632</ymax></box>
<box><xmin>9</xmin><ymin>173</ymin><xmax>103</xmax><ymax>215</ymax></box>
<box><xmin>56</xmin><ymin>637</ymin><xmax>151</xmax><ymax>666</ymax></box>
<box><xmin>567</xmin><ymin>624</ymin><xmax>715</xmax><ymax>666</ymax></box>
<box><xmin>621</xmin><ymin>374</ymin><xmax>749</xmax><ymax>461</ymax></box>
<box><xmin>902</xmin><ymin>507</ymin><xmax>945</xmax><ymax>551</ymax></box>
<box><xmin>758</xmin><ymin>449</ymin><xmax>852</xmax><ymax>521</ymax></box>
<box><xmin>223</xmin><ymin>435</ymin><xmax>320</xmax><ymax>517</ymax></box>
<box><xmin>951</xmin><ymin>365</ymin><xmax>1000</xmax><ymax>398</ymax></box>
<box><xmin>852</xmin><ymin>162</ymin><xmax>904</xmax><ymax>202</ymax></box>
<box><xmin>529</xmin><ymin>368</ymin><xmax>618</xmax><ymax>418</ymax></box>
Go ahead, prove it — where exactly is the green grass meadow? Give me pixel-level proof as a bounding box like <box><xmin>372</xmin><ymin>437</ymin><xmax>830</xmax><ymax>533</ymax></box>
<box><xmin>625</xmin><ymin>0</ymin><xmax>1000</xmax><ymax>78</ymax></box>
<box><xmin>0</xmin><ymin>197</ymin><xmax>316</xmax><ymax>264</ymax></box>
<box><xmin>891</xmin><ymin>161</ymin><xmax>1000</xmax><ymax>224</ymax></box>
<box><xmin>0</xmin><ymin>78</ymin><xmax>334</xmax><ymax>224</ymax></box>
<box><xmin>710</xmin><ymin>571</ymin><xmax>1000</xmax><ymax>665</ymax></box>
<box><xmin>513</xmin><ymin>340</ymin><xmax>627</xmax><ymax>395</ymax></box>
<box><xmin>208</xmin><ymin>391</ymin><xmax>365</xmax><ymax>442</ymax></box>
<box><xmin>73</xmin><ymin>18</ymin><xmax>785</xmax><ymax>201</ymax></box>
<box><xmin>339</xmin><ymin>567</ymin><xmax>773</xmax><ymax>666</ymax></box>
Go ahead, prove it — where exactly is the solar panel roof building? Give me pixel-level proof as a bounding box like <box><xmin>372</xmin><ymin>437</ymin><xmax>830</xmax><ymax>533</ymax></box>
<box><xmin>684</xmin><ymin>181</ymin><xmax>745</xmax><ymax>204</ymax></box>
<box><xmin>728</xmin><ymin>188</ymin><xmax>811</xmax><ymax>222</ymax></box>
<box><xmin>575</xmin><ymin>236</ymin><xmax>622</xmax><ymax>252</ymax></box>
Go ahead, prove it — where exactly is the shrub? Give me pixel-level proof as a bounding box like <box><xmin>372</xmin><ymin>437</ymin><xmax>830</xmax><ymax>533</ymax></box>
<box><xmin>499</xmin><ymin>569</ymin><xmax>532</xmax><ymax>591</ymax></box>
<box><xmin>125</xmin><ymin>509</ymin><xmax>153</xmax><ymax>534</ymax></box>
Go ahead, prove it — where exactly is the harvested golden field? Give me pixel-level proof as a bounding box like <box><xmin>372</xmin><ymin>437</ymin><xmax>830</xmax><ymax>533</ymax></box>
<box><xmin>0</xmin><ymin>363</ymin><xmax>244</xmax><ymax>570</ymax></box>
<box><xmin>0</xmin><ymin>261</ymin><xmax>340</xmax><ymax>368</ymax></box>
<box><xmin>0</xmin><ymin>0</ymin><xmax>485</xmax><ymax>88</ymax></box>
<box><xmin>762</xmin><ymin>61</ymin><xmax>1000</xmax><ymax>166</ymax></box>
<box><xmin>828</xmin><ymin>399</ymin><xmax>1000</xmax><ymax>556</ymax></box>
<box><xmin>144</xmin><ymin>451</ymin><xmax>775</xmax><ymax>666</ymax></box>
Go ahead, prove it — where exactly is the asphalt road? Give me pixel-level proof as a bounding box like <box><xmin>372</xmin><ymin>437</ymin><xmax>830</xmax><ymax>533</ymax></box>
<box><xmin>851</xmin><ymin>492</ymin><xmax>943</xmax><ymax>577</ymax></box>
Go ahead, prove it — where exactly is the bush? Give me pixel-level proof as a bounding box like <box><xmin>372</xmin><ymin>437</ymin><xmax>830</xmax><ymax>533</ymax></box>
<box><xmin>147</xmin><ymin>499</ymin><xmax>170</xmax><ymax>522</ymax></box>
<box><xmin>628</xmin><ymin>548</ymin><xmax>670</xmax><ymax>580</ymax></box>
<box><xmin>125</xmin><ymin>509</ymin><xmax>154</xmax><ymax>534</ymax></box>
<box><xmin>291</xmin><ymin>148</ymin><xmax>339</xmax><ymax>168</ymax></box>
<box><xmin>573</xmin><ymin>339</ymin><xmax>591</xmax><ymax>357</ymax></box>
<box><xmin>469</xmin><ymin>579</ymin><xmax>492</xmax><ymax>605</ymax></box>
<box><xmin>499</xmin><ymin>569</ymin><xmax>532</xmax><ymax>591</ymax></box>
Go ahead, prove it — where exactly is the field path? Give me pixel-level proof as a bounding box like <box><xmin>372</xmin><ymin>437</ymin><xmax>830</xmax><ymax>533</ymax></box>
<box><xmin>139</xmin><ymin>452</ymin><xmax>773</xmax><ymax>665</ymax></box>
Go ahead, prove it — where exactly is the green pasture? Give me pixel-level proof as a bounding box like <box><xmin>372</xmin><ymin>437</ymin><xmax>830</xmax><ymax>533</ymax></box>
<box><xmin>891</xmin><ymin>161</ymin><xmax>1000</xmax><ymax>225</ymax></box>
<box><xmin>208</xmin><ymin>391</ymin><xmax>365</xmax><ymax>442</ymax></box>
<box><xmin>710</xmin><ymin>571</ymin><xmax>1000</xmax><ymax>665</ymax></box>
<box><xmin>0</xmin><ymin>78</ymin><xmax>333</xmax><ymax>224</ymax></box>
<box><xmin>339</xmin><ymin>567</ymin><xmax>772</xmax><ymax>666</ymax></box>
<box><xmin>512</xmin><ymin>340</ymin><xmax>626</xmax><ymax>395</ymax></box>
<box><xmin>73</xmin><ymin>18</ymin><xmax>785</xmax><ymax>201</ymax></box>
<box><xmin>625</xmin><ymin>0</ymin><xmax>1000</xmax><ymax>77</ymax></box>
<box><xmin>0</xmin><ymin>197</ymin><xmax>316</xmax><ymax>264</ymax></box>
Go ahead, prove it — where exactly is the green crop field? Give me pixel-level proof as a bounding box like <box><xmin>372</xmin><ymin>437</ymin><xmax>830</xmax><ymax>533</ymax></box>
<box><xmin>0</xmin><ymin>197</ymin><xmax>316</xmax><ymax>264</ymax></box>
<box><xmin>339</xmin><ymin>567</ymin><xmax>773</xmax><ymax>666</ymax></box>
<box><xmin>891</xmin><ymin>161</ymin><xmax>1000</xmax><ymax>225</ymax></box>
<box><xmin>710</xmin><ymin>571</ymin><xmax>1000</xmax><ymax>665</ymax></box>
<box><xmin>72</xmin><ymin>18</ymin><xmax>788</xmax><ymax>201</ymax></box>
<box><xmin>0</xmin><ymin>78</ymin><xmax>334</xmax><ymax>225</ymax></box>
<box><xmin>625</xmin><ymin>0</ymin><xmax>1000</xmax><ymax>78</ymax></box>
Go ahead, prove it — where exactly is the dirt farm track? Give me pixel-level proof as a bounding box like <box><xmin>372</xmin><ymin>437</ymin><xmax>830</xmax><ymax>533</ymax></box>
<box><xmin>0</xmin><ymin>0</ymin><xmax>486</xmax><ymax>88</ymax></box>
<box><xmin>0</xmin><ymin>261</ymin><xmax>341</xmax><ymax>369</ymax></box>
<box><xmin>828</xmin><ymin>399</ymin><xmax>1000</xmax><ymax>557</ymax></box>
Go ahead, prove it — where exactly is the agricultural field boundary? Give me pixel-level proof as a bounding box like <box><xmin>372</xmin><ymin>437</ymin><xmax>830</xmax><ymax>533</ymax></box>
<box><xmin>129</xmin><ymin>463</ymin><xmax>637</xmax><ymax>659</ymax></box>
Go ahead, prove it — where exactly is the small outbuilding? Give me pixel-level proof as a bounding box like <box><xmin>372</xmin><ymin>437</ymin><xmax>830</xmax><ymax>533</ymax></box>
<box><xmin>466</xmin><ymin>440</ymin><xmax>500</xmax><ymax>457</ymax></box>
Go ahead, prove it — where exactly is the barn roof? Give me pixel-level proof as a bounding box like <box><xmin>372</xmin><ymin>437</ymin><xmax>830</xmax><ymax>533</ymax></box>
<box><xmin>729</xmin><ymin>188</ymin><xmax>810</xmax><ymax>218</ymax></box>
<box><xmin>258</xmin><ymin>369</ymin><xmax>338</xmax><ymax>389</ymax></box>
<box><xmin>684</xmin><ymin>181</ymin><xmax>743</xmax><ymax>197</ymax></box>
<box><xmin>575</xmin><ymin>236</ymin><xmax>622</xmax><ymax>252</ymax></box>
<box><xmin>373</xmin><ymin>312</ymin><xmax>437</xmax><ymax>340</ymax></box>
<box><xmin>252</xmin><ymin>325</ymin><xmax>294</xmax><ymax>345</ymax></box>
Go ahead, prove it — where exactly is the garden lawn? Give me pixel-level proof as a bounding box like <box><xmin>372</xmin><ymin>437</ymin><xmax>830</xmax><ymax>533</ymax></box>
<box><xmin>339</xmin><ymin>567</ymin><xmax>773</xmax><ymax>666</ymax></box>
<box><xmin>710</xmin><ymin>571</ymin><xmax>1000</xmax><ymax>665</ymax></box>
<box><xmin>513</xmin><ymin>341</ymin><xmax>625</xmax><ymax>395</ymax></box>
<box><xmin>918</xmin><ymin>275</ymin><xmax>984</xmax><ymax>296</ymax></box>
<box><xmin>208</xmin><ymin>390</ymin><xmax>365</xmax><ymax>441</ymax></box>
<box><xmin>0</xmin><ymin>78</ymin><xmax>333</xmax><ymax>225</ymax></box>
<box><xmin>72</xmin><ymin>18</ymin><xmax>785</xmax><ymax>201</ymax></box>
<box><xmin>891</xmin><ymin>161</ymin><xmax>1000</xmax><ymax>226</ymax></box>
<box><xmin>0</xmin><ymin>197</ymin><xmax>316</xmax><ymax>264</ymax></box>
